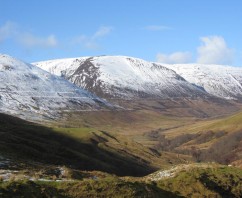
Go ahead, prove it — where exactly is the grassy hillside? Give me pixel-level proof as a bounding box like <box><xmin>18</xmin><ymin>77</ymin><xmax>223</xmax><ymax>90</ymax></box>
<box><xmin>45</xmin><ymin>102</ymin><xmax>242</xmax><ymax>167</ymax></box>
<box><xmin>0</xmin><ymin>105</ymin><xmax>242</xmax><ymax>197</ymax></box>
<box><xmin>0</xmin><ymin>178</ymin><xmax>179</xmax><ymax>198</ymax></box>
<box><xmin>55</xmin><ymin>105</ymin><xmax>242</xmax><ymax>166</ymax></box>
<box><xmin>0</xmin><ymin>164</ymin><xmax>241</xmax><ymax>198</ymax></box>
<box><xmin>0</xmin><ymin>113</ymin><xmax>189</xmax><ymax>177</ymax></box>
<box><xmin>157</xmin><ymin>165</ymin><xmax>242</xmax><ymax>198</ymax></box>
<box><xmin>149</xmin><ymin>111</ymin><xmax>242</xmax><ymax>165</ymax></box>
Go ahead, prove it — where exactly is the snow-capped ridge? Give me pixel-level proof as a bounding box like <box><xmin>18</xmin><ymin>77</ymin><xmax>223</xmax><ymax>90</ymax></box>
<box><xmin>34</xmin><ymin>55</ymin><xmax>242</xmax><ymax>101</ymax></box>
<box><xmin>0</xmin><ymin>54</ymin><xmax>110</xmax><ymax>120</ymax></box>
<box><xmin>34</xmin><ymin>55</ymin><xmax>207</xmax><ymax>99</ymax></box>
<box><xmin>163</xmin><ymin>63</ymin><xmax>242</xmax><ymax>100</ymax></box>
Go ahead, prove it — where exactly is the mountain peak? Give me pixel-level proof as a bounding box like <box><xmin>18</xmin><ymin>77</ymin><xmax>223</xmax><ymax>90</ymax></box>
<box><xmin>35</xmin><ymin>56</ymin><xmax>207</xmax><ymax>100</ymax></box>
<box><xmin>0</xmin><ymin>54</ymin><xmax>111</xmax><ymax>120</ymax></box>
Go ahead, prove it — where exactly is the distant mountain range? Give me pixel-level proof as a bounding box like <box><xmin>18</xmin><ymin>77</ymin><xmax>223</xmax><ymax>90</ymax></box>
<box><xmin>34</xmin><ymin>55</ymin><xmax>242</xmax><ymax>101</ymax></box>
<box><xmin>164</xmin><ymin>63</ymin><xmax>242</xmax><ymax>100</ymax></box>
<box><xmin>0</xmin><ymin>54</ymin><xmax>110</xmax><ymax>120</ymax></box>
<box><xmin>1</xmin><ymin>53</ymin><xmax>242</xmax><ymax>120</ymax></box>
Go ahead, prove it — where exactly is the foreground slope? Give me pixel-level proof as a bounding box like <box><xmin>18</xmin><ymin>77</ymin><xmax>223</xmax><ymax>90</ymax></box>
<box><xmin>1</xmin><ymin>163</ymin><xmax>241</xmax><ymax>198</ymax></box>
<box><xmin>0</xmin><ymin>54</ymin><xmax>109</xmax><ymax>120</ymax></box>
<box><xmin>34</xmin><ymin>56</ymin><xmax>207</xmax><ymax>99</ymax></box>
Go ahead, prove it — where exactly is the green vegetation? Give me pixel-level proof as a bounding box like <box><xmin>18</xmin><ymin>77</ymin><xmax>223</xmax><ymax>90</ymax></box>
<box><xmin>144</xmin><ymin>110</ymin><xmax>242</xmax><ymax>166</ymax></box>
<box><xmin>0</xmin><ymin>165</ymin><xmax>241</xmax><ymax>198</ymax></box>
<box><xmin>0</xmin><ymin>178</ymin><xmax>179</xmax><ymax>198</ymax></box>
<box><xmin>157</xmin><ymin>166</ymin><xmax>242</xmax><ymax>198</ymax></box>
<box><xmin>1</xmin><ymin>103</ymin><xmax>242</xmax><ymax>197</ymax></box>
<box><xmin>0</xmin><ymin>113</ymin><xmax>161</xmax><ymax>176</ymax></box>
<box><xmin>0</xmin><ymin>112</ymin><xmax>187</xmax><ymax>177</ymax></box>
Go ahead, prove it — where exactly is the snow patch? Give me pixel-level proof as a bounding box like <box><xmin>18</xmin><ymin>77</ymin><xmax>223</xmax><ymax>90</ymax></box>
<box><xmin>34</xmin><ymin>55</ymin><xmax>242</xmax><ymax>100</ymax></box>
<box><xmin>34</xmin><ymin>56</ymin><xmax>207</xmax><ymax>99</ymax></box>
<box><xmin>0</xmin><ymin>54</ymin><xmax>110</xmax><ymax>120</ymax></box>
<box><xmin>163</xmin><ymin>63</ymin><xmax>242</xmax><ymax>99</ymax></box>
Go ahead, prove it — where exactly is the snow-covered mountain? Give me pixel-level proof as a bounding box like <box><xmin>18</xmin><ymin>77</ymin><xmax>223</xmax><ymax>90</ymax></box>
<box><xmin>34</xmin><ymin>56</ymin><xmax>207</xmax><ymax>99</ymax></box>
<box><xmin>163</xmin><ymin>64</ymin><xmax>242</xmax><ymax>100</ymax></box>
<box><xmin>0</xmin><ymin>54</ymin><xmax>110</xmax><ymax>120</ymax></box>
<box><xmin>34</xmin><ymin>56</ymin><xmax>242</xmax><ymax>101</ymax></box>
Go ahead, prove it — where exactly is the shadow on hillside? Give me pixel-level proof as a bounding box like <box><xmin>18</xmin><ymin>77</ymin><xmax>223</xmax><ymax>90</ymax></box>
<box><xmin>0</xmin><ymin>113</ymin><xmax>156</xmax><ymax>177</ymax></box>
<box><xmin>199</xmin><ymin>173</ymin><xmax>237</xmax><ymax>198</ymax></box>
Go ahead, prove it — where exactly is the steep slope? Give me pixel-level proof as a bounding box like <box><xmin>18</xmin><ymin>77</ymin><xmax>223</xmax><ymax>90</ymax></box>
<box><xmin>34</xmin><ymin>56</ymin><xmax>207</xmax><ymax>99</ymax></box>
<box><xmin>0</xmin><ymin>113</ymin><xmax>184</xmax><ymax>176</ymax></box>
<box><xmin>164</xmin><ymin>63</ymin><xmax>242</xmax><ymax>100</ymax></box>
<box><xmin>0</xmin><ymin>54</ymin><xmax>110</xmax><ymax>120</ymax></box>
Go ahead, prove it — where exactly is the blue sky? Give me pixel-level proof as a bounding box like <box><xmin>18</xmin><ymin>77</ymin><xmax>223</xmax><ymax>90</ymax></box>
<box><xmin>0</xmin><ymin>0</ymin><xmax>242</xmax><ymax>66</ymax></box>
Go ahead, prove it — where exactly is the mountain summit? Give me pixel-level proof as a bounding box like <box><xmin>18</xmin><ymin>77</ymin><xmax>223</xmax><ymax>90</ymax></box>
<box><xmin>34</xmin><ymin>56</ymin><xmax>207</xmax><ymax>100</ymax></box>
<box><xmin>0</xmin><ymin>54</ymin><xmax>110</xmax><ymax>120</ymax></box>
<box><xmin>34</xmin><ymin>56</ymin><xmax>242</xmax><ymax>101</ymax></box>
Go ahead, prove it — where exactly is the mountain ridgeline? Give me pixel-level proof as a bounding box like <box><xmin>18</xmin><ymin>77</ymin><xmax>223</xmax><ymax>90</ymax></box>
<box><xmin>34</xmin><ymin>56</ymin><xmax>208</xmax><ymax>99</ymax></box>
<box><xmin>34</xmin><ymin>55</ymin><xmax>242</xmax><ymax>101</ymax></box>
<box><xmin>0</xmin><ymin>54</ymin><xmax>111</xmax><ymax>120</ymax></box>
<box><xmin>164</xmin><ymin>63</ymin><xmax>242</xmax><ymax>100</ymax></box>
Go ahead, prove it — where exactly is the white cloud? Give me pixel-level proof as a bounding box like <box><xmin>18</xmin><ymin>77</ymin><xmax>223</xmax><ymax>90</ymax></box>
<box><xmin>144</xmin><ymin>25</ymin><xmax>172</xmax><ymax>31</ymax></box>
<box><xmin>156</xmin><ymin>51</ymin><xmax>192</xmax><ymax>64</ymax></box>
<box><xmin>73</xmin><ymin>26</ymin><xmax>113</xmax><ymax>50</ymax></box>
<box><xmin>92</xmin><ymin>26</ymin><xmax>113</xmax><ymax>39</ymax></box>
<box><xmin>19</xmin><ymin>33</ymin><xmax>58</xmax><ymax>48</ymax></box>
<box><xmin>0</xmin><ymin>21</ymin><xmax>17</xmax><ymax>42</ymax></box>
<box><xmin>0</xmin><ymin>21</ymin><xmax>58</xmax><ymax>49</ymax></box>
<box><xmin>197</xmin><ymin>36</ymin><xmax>233</xmax><ymax>65</ymax></box>
<box><xmin>72</xmin><ymin>35</ymin><xmax>99</xmax><ymax>50</ymax></box>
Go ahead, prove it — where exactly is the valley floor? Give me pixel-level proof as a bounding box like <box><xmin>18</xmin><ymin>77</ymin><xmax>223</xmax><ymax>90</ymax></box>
<box><xmin>1</xmin><ymin>100</ymin><xmax>242</xmax><ymax>197</ymax></box>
